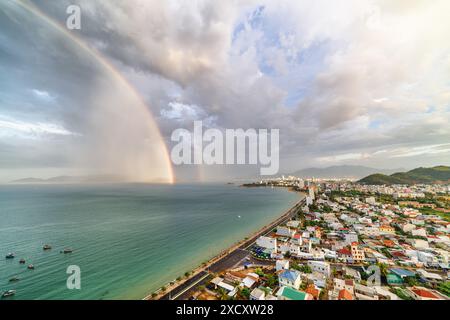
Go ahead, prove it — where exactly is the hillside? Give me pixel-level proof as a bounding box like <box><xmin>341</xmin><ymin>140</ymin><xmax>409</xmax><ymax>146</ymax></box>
<box><xmin>359</xmin><ymin>166</ymin><xmax>450</xmax><ymax>185</ymax></box>
<box><xmin>290</xmin><ymin>165</ymin><xmax>403</xmax><ymax>179</ymax></box>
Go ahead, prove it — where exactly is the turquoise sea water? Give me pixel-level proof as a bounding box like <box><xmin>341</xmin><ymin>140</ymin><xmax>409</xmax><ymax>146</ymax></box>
<box><xmin>0</xmin><ymin>183</ymin><xmax>299</xmax><ymax>300</ymax></box>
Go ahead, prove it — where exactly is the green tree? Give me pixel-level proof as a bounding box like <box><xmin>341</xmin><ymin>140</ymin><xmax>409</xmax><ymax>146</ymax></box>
<box><xmin>266</xmin><ymin>274</ymin><xmax>278</xmax><ymax>287</ymax></box>
<box><xmin>377</xmin><ymin>263</ymin><xmax>388</xmax><ymax>277</ymax></box>
<box><xmin>405</xmin><ymin>276</ymin><xmax>418</xmax><ymax>287</ymax></box>
<box><xmin>240</xmin><ymin>287</ymin><xmax>251</xmax><ymax>299</ymax></box>
<box><xmin>217</xmin><ymin>288</ymin><xmax>228</xmax><ymax>300</ymax></box>
<box><xmin>300</xmin><ymin>265</ymin><xmax>312</xmax><ymax>273</ymax></box>
<box><xmin>254</xmin><ymin>268</ymin><xmax>265</xmax><ymax>277</ymax></box>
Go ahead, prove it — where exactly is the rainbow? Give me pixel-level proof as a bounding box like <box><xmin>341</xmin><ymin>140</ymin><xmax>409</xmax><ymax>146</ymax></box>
<box><xmin>14</xmin><ymin>0</ymin><xmax>175</xmax><ymax>184</ymax></box>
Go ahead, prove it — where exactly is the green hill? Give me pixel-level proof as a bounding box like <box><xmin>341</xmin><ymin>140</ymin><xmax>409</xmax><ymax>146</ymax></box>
<box><xmin>359</xmin><ymin>166</ymin><xmax>450</xmax><ymax>185</ymax></box>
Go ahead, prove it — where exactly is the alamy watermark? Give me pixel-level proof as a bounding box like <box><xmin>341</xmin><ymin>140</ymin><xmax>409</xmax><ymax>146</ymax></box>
<box><xmin>171</xmin><ymin>121</ymin><xmax>279</xmax><ymax>175</ymax></box>
<box><xmin>366</xmin><ymin>265</ymin><xmax>381</xmax><ymax>287</ymax></box>
<box><xmin>66</xmin><ymin>5</ymin><xmax>81</xmax><ymax>30</ymax></box>
<box><xmin>66</xmin><ymin>265</ymin><xmax>81</xmax><ymax>290</ymax></box>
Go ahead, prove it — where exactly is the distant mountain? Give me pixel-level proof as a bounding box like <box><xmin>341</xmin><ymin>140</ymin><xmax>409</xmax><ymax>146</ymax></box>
<box><xmin>290</xmin><ymin>165</ymin><xmax>404</xmax><ymax>179</ymax></box>
<box><xmin>11</xmin><ymin>175</ymin><xmax>125</xmax><ymax>184</ymax></box>
<box><xmin>359</xmin><ymin>166</ymin><xmax>450</xmax><ymax>185</ymax></box>
<box><xmin>11</xmin><ymin>177</ymin><xmax>46</xmax><ymax>183</ymax></box>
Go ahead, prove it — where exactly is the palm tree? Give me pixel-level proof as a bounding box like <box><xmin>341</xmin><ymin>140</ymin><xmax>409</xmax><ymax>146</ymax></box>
<box><xmin>377</xmin><ymin>263</ymin><xmax>388</xmax><ymax>277</ymax></box>
<box><xmin>217</xmin><ymin>288</ymin><xmax>228</xmax><ymax>300</ymax></box>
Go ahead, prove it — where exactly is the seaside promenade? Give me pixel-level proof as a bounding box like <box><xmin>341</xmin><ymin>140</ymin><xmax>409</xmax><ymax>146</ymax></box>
<box><xmin>147</xmin><ymin>194</ymin><xmax>306</xmax><ymax>300</ymax></box>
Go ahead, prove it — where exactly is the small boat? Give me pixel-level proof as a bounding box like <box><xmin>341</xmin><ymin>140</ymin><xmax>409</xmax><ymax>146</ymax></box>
<box><xmin>1</xmin><ymin>290</ymin><xmax>16</xmax><ymax>298</ymax></box>
<box><xmin>5</xmin><ymin>253</ymin><xmax>15</xmax><ymax>259</ymax></box>
<box><xmin>9</xmin><ymin>276</ymin><xmax>20</xmax><ymax>283</ymax></box>
<box><xmin>61</xmin><ymin>248</ymin><xmax>73</xmax><ymax>254</ymax></box>
<box><xmin>27</xmin><ymin>264</ymin><xmax>35</xmax><ymax>270</ymax></box>
<box><xmin>43</xmin><ymin>244</ymin><xmax>52</xmax><ymax>250</ymax></box>
<box><xmin>19</xmin><ymin>258</ymin><xmax>26</xmax><ymax>264</ymax></box>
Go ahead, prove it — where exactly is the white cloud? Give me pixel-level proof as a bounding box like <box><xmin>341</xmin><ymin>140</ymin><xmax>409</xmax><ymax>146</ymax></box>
<box><xmin>389</xmin><ymin>144</ymin><xmax>450</xmax><ymax>158</ymax></box>
<box><xmin>32</xmin><ymin>89</ymin><xmax>55</xmax><ymax>101</ymax></box>
<box><xmin>0</xmin><ymin>115</ymin><xmax>76</xmax><ymax>139</ymax></box>
<box><xmin>318</xmin><ymin>152</ymin><xmax>368</xmax><ymax>163</ymax></box>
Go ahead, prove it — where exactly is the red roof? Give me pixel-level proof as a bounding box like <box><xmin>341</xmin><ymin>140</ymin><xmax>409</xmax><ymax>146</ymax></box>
<box><xmin>306</xmin><ymin>284</ymin><xmax>320</xmax><ymax>299</ymax></box>
<box><xmin>345</xmin><ymin>279</ymin><xmax>354</xmax><ymax>286</ymax></box>
<box><xmin>412</xmin><ymin>289</ymin><xmax>439</xmax><ymax>299</ymax></box>
<box><xmin>338</xmin><ymin>248</ymin><xmax>351</xmax><ymax>256</ymax></box>
<box><xmin>383</xmin><ymin>240</ymin><xmax>395</xmax><ymax>247</ymax></box>
<box><xmin>391</xmin><ymin>251</ymin><xmax>406</xmax><ymax>258</ymax></box>
<box><xmin>338</xmin><ymin>289</ymin><xmax>353</xmax><ymax>300</ymax></box>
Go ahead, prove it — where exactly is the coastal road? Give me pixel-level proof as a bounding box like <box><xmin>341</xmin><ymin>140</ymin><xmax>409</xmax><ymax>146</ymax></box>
<box><xmin>209</xmin><ymin>249</ymin><xmax>250</xmax><ymax>273</ymax></box>
<box><xmin>160</xmin><ymin>271</ymin><xmax>210</xmax><ymax>300</ymax></box>
<box><xmin>160</xmin><ymin>249</ymin><xmax>250</xmax><ymax>300</ymax></box>
<box><xmin>160</xmin><ymin>197</ymin><xmax>305</xmax><ymax>300</ymax></box>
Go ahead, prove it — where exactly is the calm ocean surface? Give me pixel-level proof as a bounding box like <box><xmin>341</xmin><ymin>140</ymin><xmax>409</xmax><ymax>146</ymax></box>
<box><xmin>0</xmin><ymin>183</ymin><xmax>299</xmax><ymax>300</ymax></box>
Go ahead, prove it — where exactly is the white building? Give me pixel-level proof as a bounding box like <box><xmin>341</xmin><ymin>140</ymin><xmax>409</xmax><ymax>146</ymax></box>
<box><xmin>365</xmin><ymin>197</ymin><xmax>376</xmax><ymax>205</ymax></box>
<box><xmin>359</xmin><ymin>226</ymin><xmax>380</xmax><ymax>237</ymax></box>
<box><xmin>354</xmin><ymin>284</ymin><xmax>379</xmax><ymax>300</ymax></box>
<box><xmin>307</xmin><ymin>261</ymin><xmax>331</xmax><ymax>277</ymax></box>
<box><xmin>412</xmin><ymin>228</ymin><xmax>427</xmax><ymax>237</ymax></box>
<box><xmin>276</xmin><ymin>259</ymin><xmax>290</xmax><ymax>271</ymax></box>
<box><xmin>417</xmin><ymin>251</ymin><xmax>436</xmax><ymax>265</ymax></box>
<box><xmin>287</xmin><ymin>220</ymin><xmax>301</xmax><ymax>228</ymax></box>
<box><xmin>344</xmin><ymin>232</ymin><xmax>359</xmax><ymax>245</ymax></box>
<box><xmin>250</xmin><ymin>288</ymin><xmax>266</xmax><ymax>300</ymax></box>
<box><xmin>278</xmin><ymin>270</ymin><xmax>302</xmax><ymax>290</ymax></box>
<box><xmin>409</xmin><ymin>239</ymin><xmax>429</xmax><ymax>250</ymax></box>
<box><xmin>402</xmin><ymin>223</ymin><xmax>416</xmax><ymax>233</ymax></box>
<box><xmin>277</xmin><ymin>226</ymin><xmax>296</xmax><ymax>238</ymax></box>
<box><xmin>298</xmin><ymin>179</ymin><xmax>305</xmax><ymax>189</ymax></box>
<box><xmin>333</xmin><ymin>278</ymin><xmax>354</xmax><ymax>294</ymax></box>
<box><xmin>309</xmin><ymin>187</ymin><xmax>315</xmax><ymax>200</ymax></box>
<box><xmin>256</xmin><ymin>236</ymin><xmax>277</xmax><ymax>252</ymax></box>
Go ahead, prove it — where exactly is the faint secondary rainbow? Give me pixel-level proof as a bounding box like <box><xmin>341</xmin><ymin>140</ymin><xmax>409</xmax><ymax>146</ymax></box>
<box><xmin>15</xmin><ymin>0</ymin><xmax>175</xmax><ymax>184</ymax></box>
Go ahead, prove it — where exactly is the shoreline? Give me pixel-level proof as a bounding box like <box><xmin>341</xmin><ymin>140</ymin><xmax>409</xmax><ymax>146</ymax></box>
<box><xmin>144</xmin><ymin>189</ymin><xmax>306</xmax><ymax>300</ymax></box>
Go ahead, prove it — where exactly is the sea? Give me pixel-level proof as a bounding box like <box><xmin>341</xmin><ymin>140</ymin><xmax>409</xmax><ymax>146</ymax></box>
<box><xmin>0</xmin><ymin>183</ymin><xmax>300</xmax><ymax>300</ymax></box>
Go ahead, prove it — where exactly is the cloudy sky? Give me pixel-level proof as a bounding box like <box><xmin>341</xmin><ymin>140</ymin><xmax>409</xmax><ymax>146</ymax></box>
<box><xmin>1</xmin><ymin>0</ymin><xmax>450</xmax><ymax>182</ymax></box>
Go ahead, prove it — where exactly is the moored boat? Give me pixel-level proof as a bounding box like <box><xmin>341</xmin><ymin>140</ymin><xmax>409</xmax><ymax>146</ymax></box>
<box><xmin>43</xmin><ymin>244</ymin><xmax>52</xmax><ymax>250</ymax></box>
<box><xmin>5</xmin><ymin>253</ymin><xmax>15</xmax><ymax>259</ymax></box>
<box><xmin>1</xmin><ymin>290</ymin><xmax>16</xmax><ymax>298</ymax></box>
<box><xmin>19</xmin><ymin>258</ymin><xmax>26</xmax><ymax>264</ymax></box>
<box><xmin>61</xmin><ymin>248</ymin><xmax>73</xmax><ymax>254</ymax></box>
<box><xmin>27</xmin><ymin>264</ymin><xmax>35</xmax><ymax>270</ymax></box>
<box><xmin>9</xmin><ymin>276</ymin><xmax>20</xmax><ymax>282</ymax></box>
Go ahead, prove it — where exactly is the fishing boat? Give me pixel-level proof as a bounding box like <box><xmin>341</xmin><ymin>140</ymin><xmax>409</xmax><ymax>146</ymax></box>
<box><xmin>5</xmin><ymin>253</ymin><xmax>15</xmax><ymax>259</ymax></box>
<box><xmin>19</xmin><ymin>258</ymin><xmax>26</xmax><ymax>264</ymax></box>
<box><xmin>1</xmin><ymin>290</ymin><xmax>16</xmax><ymax>298</ymax></box>
<box><xmin>43</xmin><ymin>244</ymin><xmax>52</xmax><ymax>250</ymax></box>
<box><xmin>61</xmin><ymin>248</ymin><xmax>73</xmax><ymax>254</ymax></box>
<box><xmin>27</xmin><ymin>264</ymin><xmax>35</xmax><ymax>270</ymax></box>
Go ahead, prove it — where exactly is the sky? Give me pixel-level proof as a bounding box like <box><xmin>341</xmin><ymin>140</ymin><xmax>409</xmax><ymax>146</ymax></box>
<box><xmin>1</xmin><ymin>0</ymin><xmax>450</xmax><ymax>182</ymax></box>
